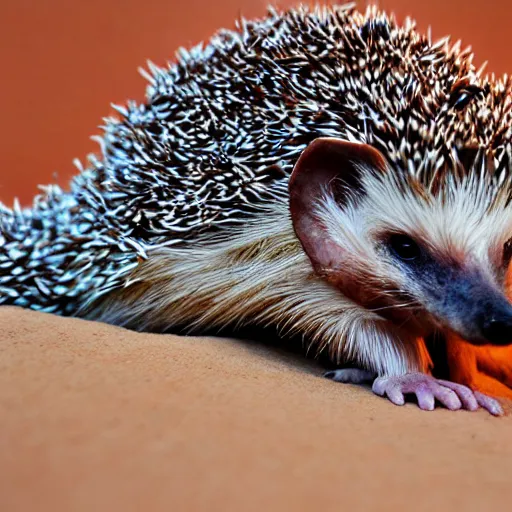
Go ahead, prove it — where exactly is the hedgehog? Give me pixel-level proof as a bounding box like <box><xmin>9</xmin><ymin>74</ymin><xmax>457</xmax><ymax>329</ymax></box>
<box><xmin>2</xmin><ymin>3</ymin><xmax>512</xmax><ymax>415</ymax></box>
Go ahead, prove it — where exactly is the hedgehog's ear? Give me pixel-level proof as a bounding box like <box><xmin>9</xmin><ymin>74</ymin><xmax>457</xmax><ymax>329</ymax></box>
<box><xmin>289</xmin><ymin>137</ymin><xmax>386</xmax><ymax>273</ymax></box>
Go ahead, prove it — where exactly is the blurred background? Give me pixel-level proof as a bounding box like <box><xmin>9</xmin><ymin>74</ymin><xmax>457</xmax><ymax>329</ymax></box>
<box><xmin>0</xmin><ymin>0</ymin><xmax>510</xmax><ymax>205</ymax></box>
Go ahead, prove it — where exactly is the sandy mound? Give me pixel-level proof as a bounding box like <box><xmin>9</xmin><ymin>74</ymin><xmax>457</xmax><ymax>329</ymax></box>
<box><xmin>0</xmin><ymin>306</ymin><xmax>511</xmax><ymax>511</ymax></box>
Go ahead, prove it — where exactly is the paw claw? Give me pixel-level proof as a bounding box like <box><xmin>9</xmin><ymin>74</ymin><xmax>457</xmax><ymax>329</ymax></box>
<box><xmin>386</xmin><ymin>387</ymin><xmax>405</xmax><ymax>406</ymax></box>
<box><xmin>474</xmin><ymin>391</ymin><xmax>503</xmax><ymax>416</ymax></box>
<box><xmin>416</xmin><ymin>387</ymin><xmax>436</xmax><ymax>411</ymax></box>
<box><xmin>436</xmin><ymin>380</ymin><xmax>477</xmax><ymax>411</ymax></box>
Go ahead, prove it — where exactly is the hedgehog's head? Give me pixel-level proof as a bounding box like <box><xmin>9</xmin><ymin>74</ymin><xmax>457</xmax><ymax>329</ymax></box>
<box><xmin>289</xmin><ymin>137</ymin><xmax>512</xmax><ymax>345</ymax></box>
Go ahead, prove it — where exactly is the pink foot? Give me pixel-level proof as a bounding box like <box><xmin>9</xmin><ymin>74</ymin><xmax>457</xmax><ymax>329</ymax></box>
<box><xmin>372</xmin><ymin>373</ymin><xmax>503</xmax><ymax>415</ymax></box>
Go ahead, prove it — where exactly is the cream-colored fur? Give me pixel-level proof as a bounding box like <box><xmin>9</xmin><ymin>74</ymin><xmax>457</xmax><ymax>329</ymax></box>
<box><xmin>83</xmin><ymin>200</ymin><xmax>430</xmax><ymax>377</ymax></box>
<box><xmin>83</xmin><ymin>161</ymin><xmax>512</xmax><ymax>379</ymax></box>
<box><xmin>317</xmin><ymin>165</ymin><xmax>512</xmax><ymax>331</ymax></box>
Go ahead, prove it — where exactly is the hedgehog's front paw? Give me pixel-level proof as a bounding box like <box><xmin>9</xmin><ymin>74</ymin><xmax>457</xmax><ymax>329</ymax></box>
<box><xmin>372</xmin><ymin>373</ymin><xmax>503</xmax><ymax>415</ymax></box>
<box><xmin>324</xmin><ymin>368</ymin><xmax>376</xmax><ymax>384</ymax></box>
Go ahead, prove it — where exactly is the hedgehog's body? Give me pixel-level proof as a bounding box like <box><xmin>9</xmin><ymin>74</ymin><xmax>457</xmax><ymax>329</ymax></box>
<box><xmin>2</xmin><ymin>4</ymin><xmax>512</xmax><ymax>413</ymax></box>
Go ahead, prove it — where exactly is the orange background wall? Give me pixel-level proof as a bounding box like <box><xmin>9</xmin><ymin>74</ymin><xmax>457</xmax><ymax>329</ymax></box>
<box><xmin>0</xmin><ymin>0</ymin><xmax>510</xmax><ymax>205</ymax></box>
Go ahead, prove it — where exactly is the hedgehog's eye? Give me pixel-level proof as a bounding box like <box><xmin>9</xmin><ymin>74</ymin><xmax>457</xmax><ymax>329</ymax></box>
<box><xmin>388</xmin><ymin>234</ymin><xmax>422</xmax><ymax>262</ymax></box>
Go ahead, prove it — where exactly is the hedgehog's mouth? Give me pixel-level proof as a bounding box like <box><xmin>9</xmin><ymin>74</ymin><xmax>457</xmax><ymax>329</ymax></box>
<box><xmin>364</xmin><ymin>277</ymin><xmax>512</xmax><ymax>346</ymax></box>
<box><xmin>420</xmin><ymin>272</ymin><xmax>512</xmax><ymax>347</ymax></box>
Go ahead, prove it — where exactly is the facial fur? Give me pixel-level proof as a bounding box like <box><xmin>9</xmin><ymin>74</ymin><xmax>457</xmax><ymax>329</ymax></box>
<box><xmin>314</xmin><ymin>158</ymin><xmax>512</xmax><ymax>345</ymax></box>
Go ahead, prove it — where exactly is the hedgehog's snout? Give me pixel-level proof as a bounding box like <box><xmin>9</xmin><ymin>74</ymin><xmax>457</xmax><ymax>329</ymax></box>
<box><xmin>480</xmin><ymin>314</ymin><xmax>512</xmax><ymax>345</ymax></box>
<box><xmin>433</xmin><ymin>273</ymin><xmax>512</xmax><ymax>347</ymax></box>
<box><xmin>476</xmin><ymin>301</ymin><xmax>512</xmax><ymax>346</ymax></box>
<box><xmin>381</xmin><ymin>234</ymin><xmax>512</xmax><ymax>345</ymax></box>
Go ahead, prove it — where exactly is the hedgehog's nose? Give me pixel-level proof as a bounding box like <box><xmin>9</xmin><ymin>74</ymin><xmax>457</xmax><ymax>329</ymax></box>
<box><xmin>481</xmin><ymin>315</ymin><xmax>512</xmax><ymax>345</ymax></box>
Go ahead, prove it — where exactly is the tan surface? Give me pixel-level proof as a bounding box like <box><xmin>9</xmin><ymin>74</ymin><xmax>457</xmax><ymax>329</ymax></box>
<box><xmin>2</xmin><ymin>2</ymin><xmax>512</xmax><ymax>511</ymax></box>
<box><xmin>0</xmin><ymin>306</ymin><xmax>511</xmax><ymax>512</ymax></box>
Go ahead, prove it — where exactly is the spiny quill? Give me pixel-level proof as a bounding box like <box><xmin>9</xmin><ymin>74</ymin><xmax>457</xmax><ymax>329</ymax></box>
<box><xmin>1</xmin><ymin>4</ymin><xmax>512</xmax><ymax>415</ymax></box>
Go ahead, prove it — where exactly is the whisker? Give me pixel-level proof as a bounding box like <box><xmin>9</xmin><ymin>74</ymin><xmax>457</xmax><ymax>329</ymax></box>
<box><xmin>369</xmin><ymin>301</ymin><xmax>419</xmax><ymax>313</ymax></box>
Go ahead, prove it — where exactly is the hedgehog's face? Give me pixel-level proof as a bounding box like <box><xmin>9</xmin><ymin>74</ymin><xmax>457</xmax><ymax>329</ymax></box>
<box><xmin>289</xmin><ymin>137</ymin><xmax>512</xmax><ymax>346</ymax></box>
